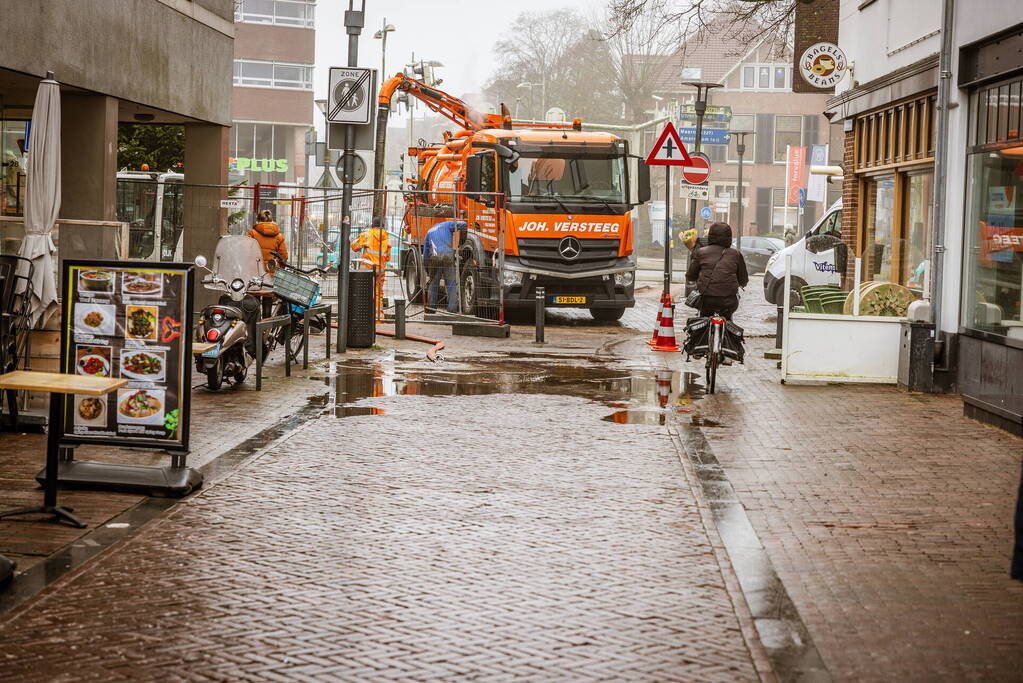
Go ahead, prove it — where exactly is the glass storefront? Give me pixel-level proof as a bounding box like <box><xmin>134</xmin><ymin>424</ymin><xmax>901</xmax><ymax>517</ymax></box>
<box><xmin>962</xmin><ymin>73</ymin><xmax>1023</xmax><ymax>341</ymax></box>
<box><xmin>962</xmin><ymin>150</ymin><xmax>1023</xmax><ymax>338</ymax></box>
<box><xmin>229</xmin><ymin>122</ymin><xmax>297</xmax><ymax>185</ymax></box>
<box><xmin>904</xmin><ymin>171</ymin><xmax>934</xmax><ymax>292</ymax></box>
<box><xmin>864</xmin><ymin>176</ymin><xmax>895</xmax><ymax>282</ymax></box>
<box><xmin>1</xmin><ymin>119</ymin><xmax>27</xmax><ymax>216</ymax></box>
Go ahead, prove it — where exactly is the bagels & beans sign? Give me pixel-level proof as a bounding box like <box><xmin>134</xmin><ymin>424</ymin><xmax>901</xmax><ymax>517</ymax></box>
<box><xmin>799</xmin><ymin>42</ymin><xmax>847</xmax><ymax>89</ymax></box>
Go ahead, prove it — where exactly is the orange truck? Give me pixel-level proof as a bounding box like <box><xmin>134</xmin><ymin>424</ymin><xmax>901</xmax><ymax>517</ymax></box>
<box><xmin>373</xmin><ymin>75</ymin><xmax>651</xmax><ymax>321</ymax></box>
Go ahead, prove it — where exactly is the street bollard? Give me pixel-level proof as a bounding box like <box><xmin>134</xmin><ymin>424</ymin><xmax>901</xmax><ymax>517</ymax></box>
<box><xmin>775</xmin><ymin>305</ymin><xmax>784</xmax><ymax>347</ymax></box>
<box><xmin>535</xmin><ymin>287</ymin><xmax>545</xmax><ymax>344</ymax></box>
<box><xmin>395</xmin><ymin>298</ymin><xmax>406</xmax><ymax>340</ymax></box>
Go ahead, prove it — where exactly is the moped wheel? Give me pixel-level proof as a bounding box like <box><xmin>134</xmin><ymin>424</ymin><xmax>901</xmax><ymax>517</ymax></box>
<box><xmin>206</xmin><ymin>358</ymin><xmax>224</xmax><ymax>391</ymax></box>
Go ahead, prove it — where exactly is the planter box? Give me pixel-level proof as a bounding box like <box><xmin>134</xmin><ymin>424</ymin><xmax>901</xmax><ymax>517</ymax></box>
<box><xmin>782</xmin><ymin>312</ymin><xmax>905</xmax><ymax>384</ymax></box>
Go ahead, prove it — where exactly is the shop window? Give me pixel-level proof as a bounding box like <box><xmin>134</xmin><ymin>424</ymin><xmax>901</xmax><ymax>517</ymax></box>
<box><xmin>1</xmin><ymin>119</ymin><xmax>27</xmax><ymax>217</ymax></box>
<box><xmin>774</xmin><ymin>116</ymin><xmax>801</xmax><ymax>162</ymax></box>
<box><xmin>961</xmin><ymin>149</ymin><xmax>1023</xmax><ymax>339</ymax></box>
<box><xmin>863</xmin><ymin>176</ymin><xmax>895</xmax><ymax>282</ymax></box>
<box><xmin>904</xmin><ymin>171</ymin><xmax>934</xmax><ymax>292</ymax></box>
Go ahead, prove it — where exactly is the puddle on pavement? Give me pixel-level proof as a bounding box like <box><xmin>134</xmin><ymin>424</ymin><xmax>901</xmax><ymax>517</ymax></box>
<box><xmin>308</xmin><ymin>355</ymin><xmax>712</xmax><ymax>424</ymax></box>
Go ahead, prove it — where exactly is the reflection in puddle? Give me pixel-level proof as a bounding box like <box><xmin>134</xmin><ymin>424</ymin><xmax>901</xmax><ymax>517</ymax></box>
<box><xmin>309</xmin><ymin>356</ymin><xmax>709</xmax><ymax>421</ymax></box>
<box><xmin>691</xmin><ymin>416</ymin><xmax>725</xmax><ymax>428</ymax></box>
<box><xmin>602</xmin><ymin>410</ymin><xmax>666</xmax><ymax>425</ymax></box>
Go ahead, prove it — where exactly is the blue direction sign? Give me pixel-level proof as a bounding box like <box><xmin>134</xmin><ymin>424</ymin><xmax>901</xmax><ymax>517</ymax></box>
<box><xmin>678</xmin><ymin>126</ymin><xmax>731</xmax><ymax>145</ymax></box>
<box><xmin>700</xmin><ymin>206</ymin><xmax>713</xmax><ymax>220</ymax></box>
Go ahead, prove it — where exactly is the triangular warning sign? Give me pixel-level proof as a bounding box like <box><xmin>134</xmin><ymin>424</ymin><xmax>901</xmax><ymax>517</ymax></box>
<box><xmin>645</xmin><ymin>121</ymin><xmax>692</xmax><ymax>166</ymax></box>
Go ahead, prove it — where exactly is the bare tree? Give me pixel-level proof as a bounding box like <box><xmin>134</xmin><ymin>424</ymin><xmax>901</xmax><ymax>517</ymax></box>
<box><xmin>607</xmin><ymin>0</ymin><xmax>812</xmax><ymax>47</ymax></box>
<box><xmin>594</xmin><ymin>1</ymin><xmax>678</xmax><ymax>123</ymax></box>
<box><xmin>485</xmin><ymin>9</ymin><xmax>622</xmax><ymax>124</ymax></box>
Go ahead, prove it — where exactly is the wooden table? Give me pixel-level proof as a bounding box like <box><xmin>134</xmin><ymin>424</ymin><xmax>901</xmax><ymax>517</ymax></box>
<box><xmin>0</xmin><ymin>371</ymin><xmax>127</xmax><ymax>528</ymax></box>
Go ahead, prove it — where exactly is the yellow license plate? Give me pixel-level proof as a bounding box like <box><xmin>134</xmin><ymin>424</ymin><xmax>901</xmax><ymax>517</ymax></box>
<box><xmin>553</xmin><ymin>296</ymin><xmax>586</xmax><ymax>304</ymax></box>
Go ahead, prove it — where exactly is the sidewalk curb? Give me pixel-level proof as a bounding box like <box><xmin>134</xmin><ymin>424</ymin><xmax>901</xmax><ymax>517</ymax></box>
<box><xmin>668</xmin><ymin>425</ymin><xmax>779</xmax><ymax>683</ymax></box>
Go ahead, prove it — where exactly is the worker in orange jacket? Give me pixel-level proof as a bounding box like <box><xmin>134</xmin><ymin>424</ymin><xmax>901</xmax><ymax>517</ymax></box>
<box><xmin>351</xmin><ymin>216</ymin><xmax>390</xmax><ymax>320</ymax></box>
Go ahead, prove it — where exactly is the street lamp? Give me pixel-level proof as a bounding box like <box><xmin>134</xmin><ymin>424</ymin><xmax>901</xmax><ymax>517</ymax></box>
<box><xmin>373</xmin><ymin>19</ymin><xmax>396</xmax><ymax>81</ymax></box>
<box><xmin>651</xmin><ymin>94</ymin><xmax>663</xmax><ymax>116</ymax></box>
<box><xmin>683</xmin><ymin>81</ymin><xmax>723</xmax><ymax>239</ymax></box>
<box><xmin>519</xmin><ymin>81</ymin><xmax>544</xmax><ymax>120</ymax></box>
<box><xmin>729</xmin><ymin>118</ymin><xmax>755</xmax><ymax>245</ymax></box>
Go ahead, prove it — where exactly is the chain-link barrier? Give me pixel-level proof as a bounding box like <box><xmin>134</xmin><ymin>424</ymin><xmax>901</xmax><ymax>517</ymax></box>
<box><xmin>112</xmin><ymin>178</ymin><xmax>508</xmax><ymax>326</ymax></box>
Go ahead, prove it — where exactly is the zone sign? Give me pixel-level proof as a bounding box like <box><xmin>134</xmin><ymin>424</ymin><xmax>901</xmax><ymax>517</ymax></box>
<box><xmin>327</xmin><ymin>67</ymin><xmax>374</xmax><ymax>125</ymax></box>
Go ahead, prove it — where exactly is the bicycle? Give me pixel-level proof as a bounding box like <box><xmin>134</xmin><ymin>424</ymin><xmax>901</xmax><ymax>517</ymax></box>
<box><xmin>683</xmin><ymin>308</ymin><xmax>745</xmax><ymax>395</ymax></box>
<box><xmin>266</xmin><ymin>251</ymin><xmax>327</xmax><ymax>363</ymax></box>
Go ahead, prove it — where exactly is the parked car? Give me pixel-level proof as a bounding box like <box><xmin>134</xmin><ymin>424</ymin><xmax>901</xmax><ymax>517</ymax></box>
<box><xmin>763</xmin><ymin>199</ymin><xmax>844</xmax><ymax>307</ymax></box>
<box><xmin>735</xmin><ymin>236</ymin><xmax>785</xmax><ymax>273</ymax></box>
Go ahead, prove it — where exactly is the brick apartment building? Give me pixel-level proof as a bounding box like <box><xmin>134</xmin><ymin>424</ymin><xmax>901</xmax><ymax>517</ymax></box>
<box><xmin>230</xmin><ymin>0</ymin><xmax>315</xmax><ymax>186</ymax></box>
<box><xmin>644</xmin><ymin>20</ymin><xmax>842</xmax><ymax>250</ymax></box>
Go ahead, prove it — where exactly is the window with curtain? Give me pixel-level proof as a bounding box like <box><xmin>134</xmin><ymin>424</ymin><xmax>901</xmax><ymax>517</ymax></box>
<box><xmin>233</xmin><ymin>60</ymin><xmax>313</xmax><ymax>90</ymax></box>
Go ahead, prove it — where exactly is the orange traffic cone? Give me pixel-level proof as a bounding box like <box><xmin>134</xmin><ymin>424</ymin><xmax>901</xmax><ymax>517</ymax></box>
<box><xmin>656</xmin><ymin>368</ymin><xmax>673</xmax><ymax>408</ymax></box>
<box><xmin>646</xmin><ymin>290</ymin><xmax>666</xmax><ymax>346</ymax></box>
<box><xmin>651</xmin><ymin>295</ymin><xmax>680</xmax><ymax>352</ymax></box>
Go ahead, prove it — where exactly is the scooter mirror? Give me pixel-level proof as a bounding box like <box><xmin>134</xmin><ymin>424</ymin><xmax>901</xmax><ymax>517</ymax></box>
<box><xmin>194</xmin><ymin>255</ymin><xmax>208</xmax><ymax>269</ymax></box>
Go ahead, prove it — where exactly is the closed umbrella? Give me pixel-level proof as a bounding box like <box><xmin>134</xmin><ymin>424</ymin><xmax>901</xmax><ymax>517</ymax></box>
<box><xmin>18</xmin><ymin>72</ymin><xmax>61</xmax><ymax>328</ymax></box>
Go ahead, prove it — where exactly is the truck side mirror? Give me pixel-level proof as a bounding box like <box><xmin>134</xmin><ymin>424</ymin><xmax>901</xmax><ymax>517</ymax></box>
<box><xmin>464</xmin><ymin>155</ymin><xmax>481</xmax><ymax>201</ymax></box>
<box><xmin>637</xmin><ymin>161</ymin><xmax>651</xmax><ymax>204</ymax></box>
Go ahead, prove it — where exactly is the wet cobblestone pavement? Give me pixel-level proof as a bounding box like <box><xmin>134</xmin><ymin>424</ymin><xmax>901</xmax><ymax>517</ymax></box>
<box><xmin>0</xmin><ymin>356</ymin><xmax>763</xmax><ymax>681</ymax></box>
<box><xmin>1</xmin><ymin>281</ymin><xmax>1020</xmax><ymax>681</ymax></box>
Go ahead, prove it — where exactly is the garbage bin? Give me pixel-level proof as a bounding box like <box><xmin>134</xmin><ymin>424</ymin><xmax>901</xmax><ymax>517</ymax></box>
<box><xmin>898</xmin><ymin>321</ymin><xmax>934</xmax><ymax>393</ymax></box>
<box><xmin>346</xmin><ymin>270</ymin><xmax>376</xmax><ymax>348</ymax></box>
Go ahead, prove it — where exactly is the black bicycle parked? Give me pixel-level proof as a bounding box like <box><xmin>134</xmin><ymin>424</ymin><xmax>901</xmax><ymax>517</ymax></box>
<box><xmin>265</xmin><ymin>251</ymin><xmax>327</xmax><ymax>363</ymax></box>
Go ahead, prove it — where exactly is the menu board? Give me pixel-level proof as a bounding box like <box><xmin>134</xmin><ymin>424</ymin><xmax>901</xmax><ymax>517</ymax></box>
<box><xmin>60</xmin><ymin>260</ymin><xmax>193</xmax><ymax>450</ymax></box>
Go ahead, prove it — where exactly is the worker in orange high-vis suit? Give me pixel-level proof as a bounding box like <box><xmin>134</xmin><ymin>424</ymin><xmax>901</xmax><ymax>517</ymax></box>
<box><xmin>351</xmin><ymin>216</ymin><xmax>390</xmax><ymax>320</ymax></box>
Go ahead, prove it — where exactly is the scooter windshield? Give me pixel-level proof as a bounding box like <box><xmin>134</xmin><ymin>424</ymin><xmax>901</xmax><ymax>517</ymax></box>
<box><xmin>211</xmin><ymin>235</ymin><xmax>265</xmax><ymax>289</ymax></box>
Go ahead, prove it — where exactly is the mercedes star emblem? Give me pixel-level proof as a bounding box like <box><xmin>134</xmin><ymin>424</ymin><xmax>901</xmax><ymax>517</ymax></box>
<box><xmin>559</xmin><ymin>236</ymin><xmax>581</xmax><ymax>261</ymax></box>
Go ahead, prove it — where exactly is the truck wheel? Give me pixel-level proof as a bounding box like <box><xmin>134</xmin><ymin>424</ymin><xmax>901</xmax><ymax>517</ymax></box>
<box><xmin>590</xmin><ymin>307</ymin><xmax>626</xmax><ymax>322</ymax></box>
<box><xmin>403</xmin><ymin>250</ymin><xmax>423</xmax><ymax>302</ymax></box>
<box><xmin>460</xmin><ymin>263</ymin><xmax>478</xmax><ymax>315</ymax></box>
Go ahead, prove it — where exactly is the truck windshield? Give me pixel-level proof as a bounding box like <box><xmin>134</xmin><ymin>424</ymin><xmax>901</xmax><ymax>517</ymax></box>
<box><xmin>508</xmin><ymin>154</ymin><xmax>625</xmax><ymax>204</ymax></box>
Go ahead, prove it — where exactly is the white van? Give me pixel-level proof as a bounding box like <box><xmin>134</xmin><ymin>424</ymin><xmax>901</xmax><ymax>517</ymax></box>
<box><xmin>763</xmin><ymin>198</ymin><xmax>843</xmax><ymax>306</ymax></box>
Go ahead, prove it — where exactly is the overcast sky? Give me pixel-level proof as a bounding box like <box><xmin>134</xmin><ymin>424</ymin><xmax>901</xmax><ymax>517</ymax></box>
<box><xmin>314</xmin><ymin>0</ymin><xmax>605</xmax><ymax>102</ymax></box>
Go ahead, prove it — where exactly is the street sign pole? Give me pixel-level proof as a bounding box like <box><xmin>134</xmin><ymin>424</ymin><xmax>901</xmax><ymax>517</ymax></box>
<box><xmin>664</xmin><ymin>165</ymin><xmax>671</xmax><ymax>295</ymax></box>
<box><xmin>337</xmin><ymin>3</ymin><xmax>365</xmax><ymax>354</ymax></box>
<box><xmin>683</xmin><ymin>82</ymin><xmax>722</xmax><ymax>241</ymax></box>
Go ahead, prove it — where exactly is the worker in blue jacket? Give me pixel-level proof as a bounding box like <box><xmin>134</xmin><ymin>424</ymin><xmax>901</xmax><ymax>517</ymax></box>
<box><xmin>423</xmin><ymin>220</ymin><xmax>465</xmax><ymax>313</ymax></box>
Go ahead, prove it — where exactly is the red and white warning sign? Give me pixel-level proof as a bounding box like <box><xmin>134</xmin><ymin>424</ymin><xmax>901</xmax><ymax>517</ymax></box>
<box><xmin>680</xmin><ymin>153</ymin><xmax>711</xmax><ymax>184</ymax></box>
<box><xmin>645</xmin><ymin>122</ymin><xmax>692</xmax><ymax>166</ymax></box>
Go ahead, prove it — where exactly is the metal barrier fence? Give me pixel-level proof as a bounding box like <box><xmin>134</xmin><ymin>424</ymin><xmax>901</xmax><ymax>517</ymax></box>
<box><xmin>107</xmin><ymin>180</ymin><xmax>508</xmax><ymax>326</ymax></box>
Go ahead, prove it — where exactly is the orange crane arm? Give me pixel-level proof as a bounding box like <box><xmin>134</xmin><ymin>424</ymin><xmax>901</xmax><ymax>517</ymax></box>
<box><xmin>377</xmin><ymin>73</ymin><xmax>502</xmax><ymax>132</ymax></box>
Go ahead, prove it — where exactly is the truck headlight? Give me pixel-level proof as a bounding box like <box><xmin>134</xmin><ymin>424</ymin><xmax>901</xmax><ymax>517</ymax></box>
<box><xmin>502</xmin><ymin>270</ymin><xmax>523</xmax><ymax>287</ymax></box>
<box><xmin>614</xmin><ymin>271</ymin><xmax>635</xmax><ymax>287</ymax></box>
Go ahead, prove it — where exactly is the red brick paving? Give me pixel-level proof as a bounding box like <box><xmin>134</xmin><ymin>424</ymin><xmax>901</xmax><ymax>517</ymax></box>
<box><xmin>684</xmin><ymin>336</ymin><xmax>1023</xmax><ymax>681</ymax></box>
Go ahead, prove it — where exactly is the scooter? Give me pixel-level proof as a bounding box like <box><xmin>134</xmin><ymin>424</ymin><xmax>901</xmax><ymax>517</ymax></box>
<box><xmin>193</xmin><ymin>235</ymin><xmax>269</xmax><ymax>390</ymax></box>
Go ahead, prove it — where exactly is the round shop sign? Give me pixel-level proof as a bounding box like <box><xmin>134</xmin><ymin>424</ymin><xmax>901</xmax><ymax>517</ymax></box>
<box><xmin>799</xmin><ymin>42</ymin><xmax>847</xmax><ymax>89</ymax></box>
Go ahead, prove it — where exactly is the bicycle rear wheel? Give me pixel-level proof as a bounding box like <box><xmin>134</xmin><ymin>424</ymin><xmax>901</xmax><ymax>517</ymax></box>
<box><xmin>706</xmin><ymin>352</ymin><xmax>718</xmax><ymax>394</ymax></box>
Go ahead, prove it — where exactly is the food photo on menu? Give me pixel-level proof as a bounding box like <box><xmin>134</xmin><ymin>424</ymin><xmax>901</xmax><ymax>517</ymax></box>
<box><xmin>116</xmin><ymin>387</ymin><xmax>165</xmax><ymax>426</ymax></box>
<box><xmin>75</xmin><ymin>345</ymin><xmax>112</xmax><ymax>377</ymax></box>
<box><xmin>74</xmin><ymin>395</ymin><xmax>109</xmax><ymax>429</ymax></box>
<box><xmin>125</xmin><ymin>305</ymin><xmax>159</xmax><ymax>341</ymax></box>
<box><xmin>78</xmin><ymin>268</ymin><xmax>115</xmax><ymax>295</ymax></box>
<box><xmin>74</xmin><ymin>302</ymin><xmax>116</xmax><ymax>337</ymax></box>
<box><xmin>122</xmin><ymin>272</ymin><xmax>163</xmax><ymax>298</ymax></box>
<box><xmin>119</xmin><ymin>348</ymin><xmax>166</xmax><ymax>383</ymax></box>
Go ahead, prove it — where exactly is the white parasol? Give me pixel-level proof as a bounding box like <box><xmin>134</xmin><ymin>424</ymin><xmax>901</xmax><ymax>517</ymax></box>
<box><xmin>18</xmin><ymin>72</ymin><xmax>61</xmax><ymax>328</ymax></box>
